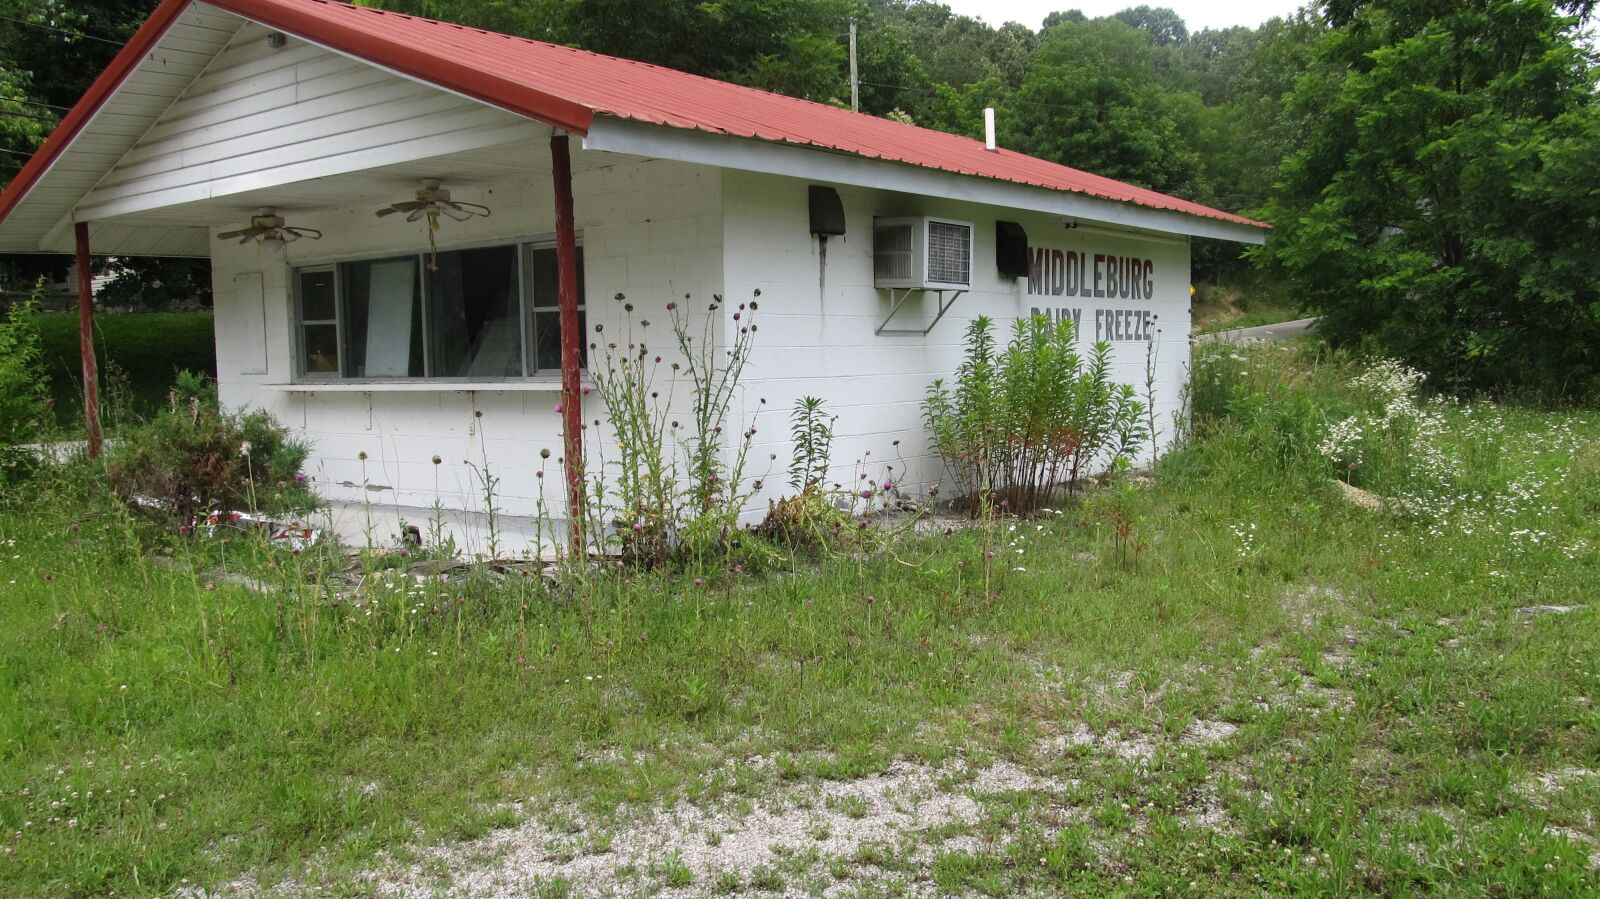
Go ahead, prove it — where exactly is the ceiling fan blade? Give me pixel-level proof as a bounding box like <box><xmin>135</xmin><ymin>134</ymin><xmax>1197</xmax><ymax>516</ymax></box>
<box><xmin>285</xmin><ymin>227</ymin><xmax>323</xmax><ymax>241</ymax></box>
<box><xmin>217</xmin><ymin>228</ymin><xmax>251</xmax><ymax>240</ymax></box>
<box><xmin>375</xmin><ymin>207</ymin><xmax>403</xmax><ymax>218</ymax></box>
<box><xmin>456</xmin><ymin>202</ymin><xmax>490</xmax><ymax>218</ymax></box>
<box><xmin>440</xmin><ymin>204</ymin><xmax>474</xmax><ymax>222</ymax></box>
<box><xmin>406</xmin><ymin>207</ymin><xmax>429</xmax><ymax>222</ymax></box>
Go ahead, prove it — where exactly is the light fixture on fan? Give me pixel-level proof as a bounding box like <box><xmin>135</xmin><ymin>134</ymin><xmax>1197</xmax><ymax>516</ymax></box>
<box><xmin>374</xmin><ymin>179</ymin><xmax>490</xmax><ymax>269</ymax></box>
<box><xmin>217</xmin><ymin>208</ymin><xmax>322</xmax><ymax>253</ymax></box>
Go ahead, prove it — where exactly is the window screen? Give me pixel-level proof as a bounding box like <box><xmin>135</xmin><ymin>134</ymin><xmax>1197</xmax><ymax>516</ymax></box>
<box><xmin>343</xmin><ymin>256</ymin><xmax>423</xmax><ymax>378</ymax></box>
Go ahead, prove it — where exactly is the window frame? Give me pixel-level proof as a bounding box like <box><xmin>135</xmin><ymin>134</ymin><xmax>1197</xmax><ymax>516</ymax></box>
<box><xmin>290</xmin><ymin>233</ymin><xmax>584</xmax><ymax>383</ymax></box>
<box><xmin>293</xmin><ymin>264</ymin><xmax>343</xmax><ymax>381</ymax></box>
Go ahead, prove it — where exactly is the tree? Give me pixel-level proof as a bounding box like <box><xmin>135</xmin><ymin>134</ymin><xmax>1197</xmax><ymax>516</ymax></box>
<box><xmin>1002</xmin><ymin>19</ymin><xmax>1207</xmax><ymax>196</ymax></box>
<box><xmin>1111</xmin><ymin>5</ymin><xmax>1189</xmax><ymax>45</ymax></box>
<box><xmin>1259</xmin><ymin>0</ymin><xmax>1600</xmax><ymax>395</ymax></box>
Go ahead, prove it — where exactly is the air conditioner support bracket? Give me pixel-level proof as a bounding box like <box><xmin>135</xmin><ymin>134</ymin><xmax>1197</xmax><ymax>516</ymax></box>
<box><xmin>875</xmin><ymin>287</ymin><xmax>965</xmax><ymax>337</ymax></box>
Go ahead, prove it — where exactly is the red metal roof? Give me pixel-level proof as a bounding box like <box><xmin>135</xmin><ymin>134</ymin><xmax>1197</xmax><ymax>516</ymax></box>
<box><xmin>0</xmin><ymin>0</ymin><xmax>1267</xmax><ymax>233</ymax></box>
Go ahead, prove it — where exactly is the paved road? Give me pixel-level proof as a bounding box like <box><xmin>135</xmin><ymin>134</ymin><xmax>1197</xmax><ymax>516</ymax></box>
<box><xmin>1197</xmin><ymin>317</ymin><xmax>1319</xmax><ymax>343</ymax></box>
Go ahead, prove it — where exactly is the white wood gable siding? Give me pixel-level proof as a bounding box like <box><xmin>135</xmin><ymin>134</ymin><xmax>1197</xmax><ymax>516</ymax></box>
<box><xmin>75</xmin><ymin>21</ymin><xmax>544</xmax><ymax>223</ymax></box>
<box><xmin>0</xmin><ymin>3</ymin><xmax>240</xmax><ymax>255</ymax></box>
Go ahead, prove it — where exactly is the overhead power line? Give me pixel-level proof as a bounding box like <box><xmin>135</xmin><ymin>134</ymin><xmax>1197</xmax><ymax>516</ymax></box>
<box><xmin>0</xmin><ymin>110</ymin><xmax>56</xmax><ymax>124</ymax></box>
<box><xmin>0</xmin><ymin>12</ymin><xmax>126</xmax><ymax>46</ymax></box>
<box><xmin>0</xmin><ymin>95</ymin><xmax>69</xmax><ymax>113</ymax></box>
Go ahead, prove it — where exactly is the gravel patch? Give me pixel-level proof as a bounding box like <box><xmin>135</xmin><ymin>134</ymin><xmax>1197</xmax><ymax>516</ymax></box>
<box><xmin>1513</xmin><ymin>766</ymin><xmax>1600</xmax><ymax>807</ymax></box>
<box><xmin>354</xmin><ymin>756</ymin><xmax>1066</xmax><ymax>897</ymax></box>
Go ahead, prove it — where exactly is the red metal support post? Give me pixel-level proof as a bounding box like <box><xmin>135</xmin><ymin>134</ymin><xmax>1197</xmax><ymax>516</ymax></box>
<box><xmin>550</xmin><ymin>134</ymin><xmax>585</xmax><ymax>556</ymax></box>
<box><xmin>73</xmin><ymin>221</ymin><xmax>102</xmax><ymax>459</ymax></box>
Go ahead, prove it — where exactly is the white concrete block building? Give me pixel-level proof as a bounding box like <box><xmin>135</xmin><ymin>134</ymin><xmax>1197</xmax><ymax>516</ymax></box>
<box><xmin>0</xmin><ymin>0</ymin><xmax>1267</xmax><ymax>551</ymax></box>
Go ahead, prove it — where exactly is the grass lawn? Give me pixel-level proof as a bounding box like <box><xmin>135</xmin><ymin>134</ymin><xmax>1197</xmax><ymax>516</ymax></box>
<box><xmin>1</xmin><ymin>342</ymin><xmax>1597</xmax><ymax>897</ymax></box>
<box><xmin>35</xmin><ymin>311</ymin><xmax>217</xmax><ymax>430</ymax></box>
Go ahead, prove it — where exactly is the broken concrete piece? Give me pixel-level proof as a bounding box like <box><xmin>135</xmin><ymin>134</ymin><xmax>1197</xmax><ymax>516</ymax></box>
<box><xmin>1515</xmin><ymin>604</ymin><xmax>1579</xmax><ymax>620</ymax></box>
<box><xmin>408</xmin><ymin>559</ymin><xmax>468</xmax><ymax>578</ymax></box>
<box><xmin>200</xmin><ymin>569</ymin><xmax>278</xmax><ymax>594</ymax></box>
<box><xmin>1334</xmin><ymin>479</ymin><xmax>1384</xmax><ymax>510</ymax></box>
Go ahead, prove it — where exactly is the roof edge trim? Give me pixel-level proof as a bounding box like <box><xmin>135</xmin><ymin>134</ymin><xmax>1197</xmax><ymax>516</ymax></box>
<box><xmin>584</xmin><ymin>117</ymin><xmax>1270</xmax><ymax>246</ymax></box>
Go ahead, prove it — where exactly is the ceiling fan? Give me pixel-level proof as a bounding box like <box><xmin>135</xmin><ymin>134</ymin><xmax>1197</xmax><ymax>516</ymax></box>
<box><xmin>375</xmin><ymin>179</ymin><xmax>491</xmax><ymax>269</ymax></box>
<box><xmin>217</xmin><ymin>208</ymin><xmax>322</xmax><ymax>250</ymax></box>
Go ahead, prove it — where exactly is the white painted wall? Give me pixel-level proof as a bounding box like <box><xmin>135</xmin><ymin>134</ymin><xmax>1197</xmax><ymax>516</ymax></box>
<box><xmin>719</xmin><ymin>169</ymin><xmax>1193</xmax><ymax>519</ymax></box>
<box><xmin>210</xmin><ymin>150</ymin><xmax>723</xmax><ymax>550</ymax></box>
<box><xmin>208</xmin><ymin>155</ymin><xmax>1191</xmax><ymax>548</ymax></box>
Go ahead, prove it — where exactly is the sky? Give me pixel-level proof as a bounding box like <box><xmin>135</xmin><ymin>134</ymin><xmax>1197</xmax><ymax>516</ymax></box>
<box><xmin>939</xmin><ymin>0</ymin><xmax>1306</xmax><ymax>32</ymax></box>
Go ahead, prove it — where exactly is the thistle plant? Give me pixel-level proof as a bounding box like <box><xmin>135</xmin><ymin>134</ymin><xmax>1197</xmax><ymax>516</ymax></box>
<box><xmin>587</xmin><ymin>296</ymin><xmax>675</xmax><ymax>559</ymax></box>
<box><xmin>587</xmin><ymin>291</ymin><xmax>767</xmax><ymax>564</ymax></box>
<box><xmin>924</xmin><ymin>313</ymin><xmax>1148</xmax><ymax>515</ymax></box>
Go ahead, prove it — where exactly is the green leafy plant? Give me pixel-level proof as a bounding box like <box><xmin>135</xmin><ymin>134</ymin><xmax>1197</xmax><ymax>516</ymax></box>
<box><xmin>105</xmin><ymin>371</ymin><xmax>314</xmax><ymax>524</ymax></box>
<box><xmin>788</xmin><ymin>395</ymin><xmax>834</xmax><ymax>491</ymax></box>
<box><xmin>0</xmin><ymin>289</ymin><xmax>53</xmax><ymax>484</ymax></box>
<box><xmin>925</xmin><ymin>314</ymin><xmax>1148</xmax><ymax>514</ymax></box>
<box><xmin>0</xmin><ymin>289</ymin><xmax>51</xmax><ymax>445</ymax></box>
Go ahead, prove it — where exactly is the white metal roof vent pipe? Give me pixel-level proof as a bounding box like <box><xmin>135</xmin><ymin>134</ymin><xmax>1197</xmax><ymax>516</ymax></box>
<box><xmin>984</xmin><ymin>108</ymin><xmax>997</xmax><ymax>151</ymax></box>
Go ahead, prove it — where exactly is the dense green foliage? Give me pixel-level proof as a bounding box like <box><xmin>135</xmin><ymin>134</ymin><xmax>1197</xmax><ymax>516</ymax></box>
<box><xmin>1261</xmin><ymin>0</ymin><xmax>1600</xmax><ymax>396</ymax></box>
<box><xmin>34</xmin><ymin>311</ymin><xmax>217</xmax><ymax>428</ymax></box>
<box><xmin>0</xmin><ymin>291</ymin><xmax>48</xmax><ymax>445</ymax></box>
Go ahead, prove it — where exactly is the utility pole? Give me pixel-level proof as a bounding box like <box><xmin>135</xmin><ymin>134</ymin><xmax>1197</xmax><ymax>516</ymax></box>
<box><xmin>848</xmin><ymin>20</ymin><xmax>859</xmax><ymax>113</ymax></box>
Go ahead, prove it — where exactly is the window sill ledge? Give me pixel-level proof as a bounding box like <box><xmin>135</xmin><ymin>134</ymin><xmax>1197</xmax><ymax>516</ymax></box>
<box><xmin>270</xmin><ymin>381</ymin><xmax>576</xmax><ymax>393</ymax></box>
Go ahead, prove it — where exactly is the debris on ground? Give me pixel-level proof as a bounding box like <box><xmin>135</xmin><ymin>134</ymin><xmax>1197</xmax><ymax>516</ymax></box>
<box><xmin>1514</xmin><ymin>604</ymin><xmax>1580</xmax><ymax>620</ymax></box>
<box><xmin>195</xmin><ymin>510</ymin><xmax>322</xmax><ymax>551</ymax></box>
<box><xmin>1334</xmin><ymin>479</ymin><xmax>1384</xmax><ymax>510</ymax></box>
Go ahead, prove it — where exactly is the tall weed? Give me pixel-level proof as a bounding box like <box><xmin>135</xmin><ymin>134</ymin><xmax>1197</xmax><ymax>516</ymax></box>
<box><xmin>587</xmin><ymin>293</ymin><xmax>766</xmax><ymax>564</ymax></box>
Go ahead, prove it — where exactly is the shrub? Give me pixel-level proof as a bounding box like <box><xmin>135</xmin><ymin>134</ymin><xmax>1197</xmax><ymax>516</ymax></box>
<box><xmin>924</xmin><ymin>314</ymin><xmax>1148</xmax><ymax>514</ymax></box>
<box><xmin>1189</xmin><ymin>343</ymin><xmax>1334</xmax><ymax>478</ymax></box>
<box><xmin>754</xmin><ymin>486</ymin><xmax>856</xmax><ymax>550</ymax></box>
<box><xmin>1188</xmin><ymin>342</ymin><xmax>1465</xmax><ymax>508</ymax></box>
<box><xmin>0</xmin><ymin>292</ymin><xmax>50</xmax><ymax>445</ymax></box>
<box><xmin>1316</xmin><ymin>359</ymin><xmax>1450</xmax><ymax>488</ymax></box>
<box><xmin>0</xmin><ymin>292</ymin><xmax>52</xmax><ymax>485</ymax></box>
<box><xmin>106</xmin><ymin>371</ymin><xmax>313</xmax><ymax>523</ymax></box>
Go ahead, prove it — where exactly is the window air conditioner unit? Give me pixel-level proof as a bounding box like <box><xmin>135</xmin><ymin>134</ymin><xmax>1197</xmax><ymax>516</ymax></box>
<box><xmin>873</xmin><ymin>216</ymin><xmax>973</xmax><ymax>290</ymax></box>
